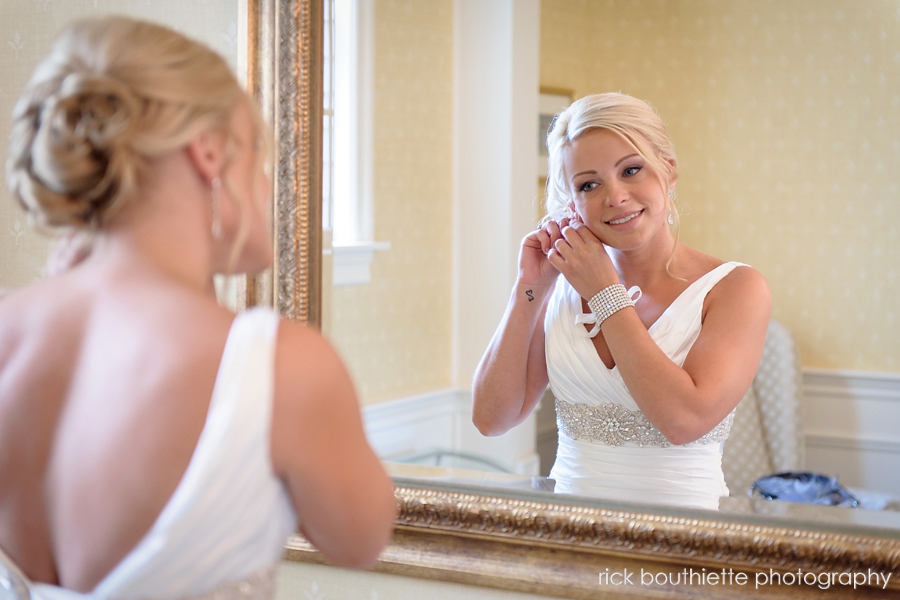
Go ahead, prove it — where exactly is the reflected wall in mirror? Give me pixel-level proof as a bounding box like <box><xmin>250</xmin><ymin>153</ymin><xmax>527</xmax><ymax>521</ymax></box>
<box><xmin>322</xmin><ymin>0</ymin><xmax>900</xmax><ymax>512</ymax></box>
<box><xmin>539</xmin><ymin>0</ymin><xmax>899</xmax><ymax>371</ymax></box>
<box><xmin>322</xmin><ymin>0</ymin><xmax>455</xmax><ymax>403</ymax></box>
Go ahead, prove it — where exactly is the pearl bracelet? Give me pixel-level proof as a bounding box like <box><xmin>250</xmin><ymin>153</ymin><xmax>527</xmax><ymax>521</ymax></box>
<box><xmin>587</xmin><ymin>284</ymin><xmax>639</xmax><ymax>327</ymax></box>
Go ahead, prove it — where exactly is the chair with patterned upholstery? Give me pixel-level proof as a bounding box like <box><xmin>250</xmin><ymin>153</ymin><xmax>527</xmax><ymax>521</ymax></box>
<box><xmin>722</xmin><ymin>320</ymin><xmax>805</xmax><ymax>497</ymax></box>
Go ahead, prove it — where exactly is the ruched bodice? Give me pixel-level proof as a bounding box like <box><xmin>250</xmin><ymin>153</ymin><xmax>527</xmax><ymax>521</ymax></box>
<box><xmin>3</xmin><ymin>308</ymin><xmax>297</xmax><ymax>599</ymax></box>
<box><xmin>545</xmin><ymin>262</ymin><xmax>746</xmax><ymax>510</ymax></box>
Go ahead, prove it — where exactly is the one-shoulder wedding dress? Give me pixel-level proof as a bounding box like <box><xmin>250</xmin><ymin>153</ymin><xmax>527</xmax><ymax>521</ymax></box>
<box><xmin>1</xmin><ymin>308</ymin><xmax>297</xmax><ymax>599</ymax></box>
<box><xmin>545</xmin><ymin>262</ymin><xmax>746</xmax><ymax>510</ymax></box>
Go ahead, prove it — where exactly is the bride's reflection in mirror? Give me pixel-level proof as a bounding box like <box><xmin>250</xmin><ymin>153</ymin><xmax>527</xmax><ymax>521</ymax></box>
<box><xmin>321</xmin><ymin>0</ymin><xmax>900</xmax><ymax>523</ymax></box>
<box><xmin>472</xmin><ymin>92</ymin><xmax>772</xmax><ymax>511</ymax></box>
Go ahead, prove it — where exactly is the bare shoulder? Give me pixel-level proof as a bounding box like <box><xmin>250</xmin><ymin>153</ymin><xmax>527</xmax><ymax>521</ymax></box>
<box><xmin>678</xmin><ymin>244</ymin><xmax>770</xmax><ymax>303</ymax></box>
<box><xmin>270</xmin><ymin>320</ymin><xmax>395</xmax><ymax>569</ymax></box>
<box><xmin>0</xmin><ymin>279</ymin><xmax>87</xmax><ymax>354</ymax></box>
<box><xmin>274</xmin><ymin>319</ymin><xmax>348</xmax><ymax>389</ymax></box>
<box><xmin>675</xmin><ymin>245</ymin><xmax>728</xmax><ymax>283</ymax></box>
<box><xmin>0</xmin><ymin>279</ymin><xmax>66</xmax><ymax>317</ymax></box>
<box><xmin>705</xmin><ymin>263</ymin><xmax>772</xmax><ymax>323</ymax></box>
<box><xmin>715</xmin><ymin>264</ymin><xmax>770</xmax><ymax>300</ymax></box>
<box><xmin>271</xmin><ymin>319</ymin><xmax>358</xmax><ymax>427</ymax></box>
<box><xmin>270</xmin><ymin>318</ymin><xmax>366</xmax><ymax>473</ymax></box>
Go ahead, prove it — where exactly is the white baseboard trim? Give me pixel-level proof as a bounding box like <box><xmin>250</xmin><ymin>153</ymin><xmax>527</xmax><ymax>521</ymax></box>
<box><xmin>803</xmin><ymin>368</ymin><xmax>900</xmax><ymax>401</ymax></box>
<box><xmin>362</xmin><ymin>387</ymin><xmax>540</xmax><ymax>475</ymax></box>
<box><xmin>802</xmin><ymin>368</ymin><xmax>900</xmax><ymax>494</ymax></box>
<box><xmin>805</xmin><ymin>434</ymin><xmax>900</xmax><ymax>455</ymax></box>
<box><xmin>802</xmin><ymin>368</ymin><xmax>900</xmax><ymax>444</ymax></box>
<box><xmin>362</xmin><ymin>387</ymin><xmax>468</xmax><ymax>459</ymax></box>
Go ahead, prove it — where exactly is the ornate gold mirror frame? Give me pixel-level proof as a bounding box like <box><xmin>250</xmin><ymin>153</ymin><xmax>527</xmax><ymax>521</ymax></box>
<box><xmin>254</xmin><ymin>1</ymin><xmax>900</xmax><ymax>597</ymax></box>
<box><xmin>245</xmin><ymin>0</ymin><xmax>322</xmax><ymax>325</ymax></box>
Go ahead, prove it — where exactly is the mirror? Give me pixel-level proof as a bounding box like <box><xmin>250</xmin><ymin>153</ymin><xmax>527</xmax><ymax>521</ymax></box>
<box><xmin>317</xmin><ymin>0</ymin><xmax>900</xmax><ymax>520</ymax></box>
<box><xmin>309</xmin><ymin>0</ymin><xmax>900</xmax><ymax>563</ymax></box>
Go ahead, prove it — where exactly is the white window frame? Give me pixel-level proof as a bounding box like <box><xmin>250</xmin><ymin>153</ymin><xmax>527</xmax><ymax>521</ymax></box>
<box><xmin>329</xmin><ymin>0</ymin><xmax>389</xmax><ymax>286</ymax></box>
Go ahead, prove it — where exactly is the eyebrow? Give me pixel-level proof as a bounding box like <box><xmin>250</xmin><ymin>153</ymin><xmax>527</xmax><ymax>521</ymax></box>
<box><xmin>615</xmin><ymin>153</ymin><xmax>640</xmax><ymax>167</ymax></box>
<box><xmin>570</xmin><ymin>153</ymin><xmax>640</xmax><ymax>180</ymax></box>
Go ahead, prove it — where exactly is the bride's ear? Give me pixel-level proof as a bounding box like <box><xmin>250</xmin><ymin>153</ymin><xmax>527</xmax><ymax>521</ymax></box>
<box><xmin>567</xmin><ymin>202</ymin><xmax>581</xmax><ymax>222</ymax></box>
<box><xmin>186</xmin><ymin>127</ymin><xmax>228</xmax><ymax>184</ymax></box>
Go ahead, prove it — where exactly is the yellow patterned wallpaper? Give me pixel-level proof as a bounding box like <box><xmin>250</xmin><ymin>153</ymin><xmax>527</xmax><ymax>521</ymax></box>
<box><xmin>542</xmin><ymin>0</ymin><xmax>899</xmax><ymax>373</ymax></box>
<box><xmin>325</xmin><ymin>0</ymin><xmax>454</xmax><ymax>405</ymax></box>
<box><xmin>0</xmin><ymin>0</ymin><xmax>239</xmax><ymax>291</ymax></box>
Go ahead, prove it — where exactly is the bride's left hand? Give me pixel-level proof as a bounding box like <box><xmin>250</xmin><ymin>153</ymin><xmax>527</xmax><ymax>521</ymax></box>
<box><xmin>546</xmin><ymin>219</ymin><xmax>620</xmax><ymax>299</ymax></box>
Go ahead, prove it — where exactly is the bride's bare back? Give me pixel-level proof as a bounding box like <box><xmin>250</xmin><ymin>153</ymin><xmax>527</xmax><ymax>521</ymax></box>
<box><xmin>0</xmin><ymin>268</ymin><xmax>233</xmax><ymax>588</ymax></box>
<box><xmin>0</xmin><ymin>16</ymin><xmax>395</xmax><ymax>593</ymax></box>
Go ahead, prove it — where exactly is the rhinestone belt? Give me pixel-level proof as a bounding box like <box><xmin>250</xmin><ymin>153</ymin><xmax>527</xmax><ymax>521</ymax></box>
<box><xmin>555</xmin><ymin>398</ymin><xmax>734</xmax><ymax>448</ymax></box>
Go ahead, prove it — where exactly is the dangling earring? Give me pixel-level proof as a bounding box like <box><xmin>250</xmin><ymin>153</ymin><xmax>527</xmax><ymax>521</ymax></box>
<box><xmin>210</xmin><ymin>177</ymin><xmax>223</xmax><ymax>240</ymax></box>
<box><xmin>667</xmin><ymin>188</ymin><xmax>676</xmax><ymax>226</ymax></box>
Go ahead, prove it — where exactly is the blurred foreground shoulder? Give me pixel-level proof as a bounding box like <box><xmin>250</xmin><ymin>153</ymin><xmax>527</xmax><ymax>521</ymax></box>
<box><xmin>271</xmin><ymin>319</ymin><xmax>397</xmax><ymax>569</ymax></box>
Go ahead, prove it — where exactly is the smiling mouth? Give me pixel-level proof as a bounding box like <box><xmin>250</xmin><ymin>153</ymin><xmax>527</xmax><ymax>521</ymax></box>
<box><xmin>606</xmin><ymin>210</ymin><xmax>643</xmax><ymax>225</ymax></box>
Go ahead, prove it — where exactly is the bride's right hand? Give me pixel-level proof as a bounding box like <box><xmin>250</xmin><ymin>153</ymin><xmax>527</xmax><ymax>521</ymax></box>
<box><xmin>518</xmin><ymin>217</ymin><xmax>571</xmax><ymax>290</ymax></box>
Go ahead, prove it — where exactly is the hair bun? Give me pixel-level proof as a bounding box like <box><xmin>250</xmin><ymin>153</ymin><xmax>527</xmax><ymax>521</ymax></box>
<box><xmin>48</xmin><ymin>72</ymin><xmax>138</xmax><ymax>153</ymax></box>
<box><xmin>25</xmin><ymin>72</ymin><xmax>139</xmax><ymax>225</ymax></box>
<box><xmin>7</xmin><ymin>16</ymin><xmax>245</xmax><ymax>232</ymax></box>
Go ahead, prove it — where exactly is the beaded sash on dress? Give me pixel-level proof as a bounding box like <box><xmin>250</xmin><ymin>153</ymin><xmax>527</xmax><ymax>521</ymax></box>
<box><xmin>555</xmin><ymin>398</ymin><xmax>735</xmax><ymax>448</ymax></box>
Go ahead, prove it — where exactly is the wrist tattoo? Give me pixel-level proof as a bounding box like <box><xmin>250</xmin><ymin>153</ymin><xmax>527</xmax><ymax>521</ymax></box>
<box><xmin>526</xmin><ymin>289</ymin><xmax>534</xmax><ymax>302</ymax></box>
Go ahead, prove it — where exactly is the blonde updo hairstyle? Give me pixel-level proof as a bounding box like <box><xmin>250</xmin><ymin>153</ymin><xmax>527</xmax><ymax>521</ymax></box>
<box><xmin>544</xmin><ymin>92</ymin><xmax>680</xmax><ymax>242</ymax></box>
<box><xmin>6</xmin><ymin>16</ymin><xmax>263</xmax><ymax>261</ymax></box>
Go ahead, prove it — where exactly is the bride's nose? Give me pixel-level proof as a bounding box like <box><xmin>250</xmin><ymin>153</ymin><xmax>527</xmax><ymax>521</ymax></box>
<box><xmin>604</xmin><ymin>180</ymin><xmax>628</xmax><ymax>207</ymax></box>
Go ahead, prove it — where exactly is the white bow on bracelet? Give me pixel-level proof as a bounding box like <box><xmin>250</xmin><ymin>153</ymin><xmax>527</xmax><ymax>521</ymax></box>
<box><xmin>575</xmin><ymin>285</ymin><xmax>642</xmax><ymax>338</ymax></box>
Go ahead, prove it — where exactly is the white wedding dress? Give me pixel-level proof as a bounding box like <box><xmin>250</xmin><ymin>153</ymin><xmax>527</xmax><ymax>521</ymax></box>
<box><xmin>1</xmin><ymin>308</ymin><xmax>297</xmax><ymax>599</ymax></box>
<box><xmin>545</xmin><ymin>262</ymin><xmax>747</xmax><ymax>511</ymax></box>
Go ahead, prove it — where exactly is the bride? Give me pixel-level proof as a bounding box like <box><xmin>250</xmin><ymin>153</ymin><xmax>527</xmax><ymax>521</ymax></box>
<box><xmin>0</xmin><ymin>16</ymin><xmax>395</xmax><ymax>598</ymax></box>
<box><xmin>472</xmin><ymin>92</ymin><xmax>771</xmax><ymax>510</ymax></box>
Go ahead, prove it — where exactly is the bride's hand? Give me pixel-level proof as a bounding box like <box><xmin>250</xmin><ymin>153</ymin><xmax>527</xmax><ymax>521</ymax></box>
<box><xmin>518</xmin><ymin>218</ymin><xmax>572</xmax><ymax>291</ymax></box>
<box><xmin>546</xmin><ymin>219</ymin><xmax>619</xmax><ymax>299</ymax></box>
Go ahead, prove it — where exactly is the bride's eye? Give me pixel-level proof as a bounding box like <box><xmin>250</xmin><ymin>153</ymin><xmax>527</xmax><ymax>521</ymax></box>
<box><xmin>578</xmin><ymin>181</ymin><xmax>598</xmax><ymax>193</ymax></box>
<box><xmin>623</xmin><ymin>166</ymin><xmax>642</xmax><ymax>177</ymax></box>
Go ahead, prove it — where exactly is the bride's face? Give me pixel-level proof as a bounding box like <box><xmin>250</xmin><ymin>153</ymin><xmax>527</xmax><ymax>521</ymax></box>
<box><xmin>564</xmin><ymin>128</ymin><xmax>672</xmax><ymax>251</ymax></box>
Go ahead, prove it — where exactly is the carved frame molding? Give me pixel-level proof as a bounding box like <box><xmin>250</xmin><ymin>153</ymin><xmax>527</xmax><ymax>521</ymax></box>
<box><xmin>391</xmin><ymin>484</ymin><xmax>900</xmax><ymax>574</ymax></box>
<box><xmin>248</xmin><ymin>0</ymin><xmax>322</xmax><ymax>326</ymax></box>
<box><xmin>285</xmin><ymin>484</ymin><xmax>900</xmax><ymax>598</ymax></box>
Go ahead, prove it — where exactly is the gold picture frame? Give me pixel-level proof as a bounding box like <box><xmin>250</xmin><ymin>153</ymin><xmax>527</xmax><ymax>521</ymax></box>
<box><xmin>538</xmin><ymin>87</ymin><xmax>573</xmax><ymax>182</ymax></box>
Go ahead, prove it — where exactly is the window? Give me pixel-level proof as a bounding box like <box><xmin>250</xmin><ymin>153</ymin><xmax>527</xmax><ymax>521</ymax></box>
<box><xmin>324</xmin><ymin>0</ymin><xmax>388</xmax><ymax>286</ymax></box>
